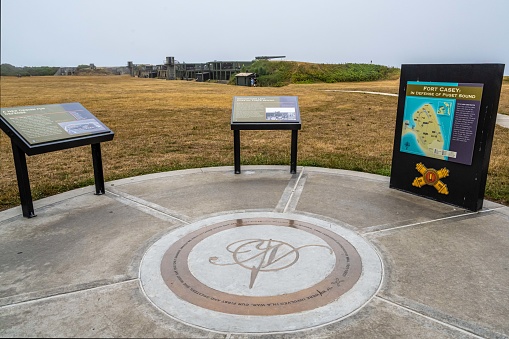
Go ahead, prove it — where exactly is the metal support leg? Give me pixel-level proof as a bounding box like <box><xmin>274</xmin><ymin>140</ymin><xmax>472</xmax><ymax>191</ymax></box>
<box><xmin>11</xmin><ymin>140</ymin><xmax>36</xmax><ymax>218</ymax></box>
<box><xmin>91</xmin><ymin>143</ymin><xmax>105</xmax><ymax>195</ymax></box>
<box><xmin>290</xmin><ymin>130</ymin><xmax>298</xmax><ymax>174</ymax></box>
<box><xmin>234</xmin><ymin>130</ymin><xmax>241</xmax><ymax>174</ymax></box>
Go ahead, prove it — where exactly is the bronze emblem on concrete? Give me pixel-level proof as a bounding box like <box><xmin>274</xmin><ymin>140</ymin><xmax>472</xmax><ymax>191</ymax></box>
<box><xmin>160</xmin><ymin>217</ymin><xmax>362</xmax><ymax>316</ymax></box>
<box><xmin>209</xmin><ymin>239</ymin><xmax>333</xmax><ymax>289</ymax></box>
<box><xmin>141</xmin><ymin>213</ymin><xmax>383</xmax><ymax>332</ymax></box>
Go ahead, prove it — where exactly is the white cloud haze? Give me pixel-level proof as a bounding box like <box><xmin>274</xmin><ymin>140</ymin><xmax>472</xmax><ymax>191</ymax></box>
<box><xmin>1</xmin><ymin>0</ymin><xmax>508</xmax><ymax>74</ymax></box>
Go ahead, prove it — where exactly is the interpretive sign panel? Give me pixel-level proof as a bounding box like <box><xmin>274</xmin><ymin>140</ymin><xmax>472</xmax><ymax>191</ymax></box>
<box><xmin>0</xmin><ymin>102</ymin><xmax>114</xmax><ymax>218</ymax></box>
<box><xmin>1</xmin><ymin>102</ymin><xmax>111</xmax><ymax>146</ymax></box>
<box><xmin>390</xmin><ymin>64</ymin><xmax>504</xmax><ymax>211</ymax></box>
<box><xmin>231</xmin><ymin>96</ymin><xmax>301</xmax><ymax>174</ymax></box>
<box><xmin>232</xmin><ymin>96</ymin><xmax>300</xmax><ymax>123</ymax></box>
<box><xmin>401</xmin><ymin>82</ymin><xmax>483</xmax><ymax>166</ymax></box>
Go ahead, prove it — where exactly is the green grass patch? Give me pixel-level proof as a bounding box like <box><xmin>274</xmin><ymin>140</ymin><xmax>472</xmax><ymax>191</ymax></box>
<box><xmin>237</xmin><ymin>60</ymin><xmax>400</xmax><ymax>87</ymax></box>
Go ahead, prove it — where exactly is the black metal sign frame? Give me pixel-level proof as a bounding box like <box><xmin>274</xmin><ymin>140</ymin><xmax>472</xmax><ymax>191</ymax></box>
<box><xmin>1</xmin><ymin>103</ymin><xmax>114</xmax><ymax>218</ymax></box>
<box><xmin>390</xmin><ymin>64</ymin><xmax>505</xmax><ymax>211</ymax></box>
<box><xmin>231</xmin><ymin>96</ymin><xmax>301</xmax><ymax>174</ymax></box>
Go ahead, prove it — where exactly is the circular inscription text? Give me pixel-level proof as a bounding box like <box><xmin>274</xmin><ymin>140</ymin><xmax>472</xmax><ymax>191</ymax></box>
<box><xmin>160</xmin><ymin>217</ymin><xmax>362</xmax><ymax>316</ymax></box>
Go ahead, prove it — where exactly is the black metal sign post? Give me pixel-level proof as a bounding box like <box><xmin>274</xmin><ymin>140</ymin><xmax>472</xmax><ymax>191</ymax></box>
<box><xmin>291</xmin><ymin>129</ymin><xmax>298</xmax><ymax>173</ymax></box>
<box><xmin>231</xmin><ymin>96</ymin><xmax>301</xmax><ymax>174</ymax></box>
<box><xmin>91</xmin><ymin>143</ymin><xmax>106</xmax><ymax>195</ymax></box>
<box><xmin>233</xmin><ymin>129</ymin><xmax>241</xmax><ymax>173</ymax></box>
<box><xmin>1</xmin><ymin>103</ymin><xmax>114</xmax><ymax>218</ymax></box>
<box><xmin>11</xmin><ymin>139</ymin><xmax>35</xmax><ymax>218</ymax></box>
<box><xmin>390</xmin><ymin>64</ymin><xmax>504</xmax><ymax>211</ymax></box>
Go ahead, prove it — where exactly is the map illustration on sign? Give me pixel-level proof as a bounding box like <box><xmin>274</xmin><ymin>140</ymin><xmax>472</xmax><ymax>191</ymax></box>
<box><xmin>401</xmin><ymin>97</ymin><xmax>456</xmax><ymax>160</ymax></box>
<box><xmin>400</xmin><ymin>82</ymin><xmax>483</xmax><ymax>165</ymax></box>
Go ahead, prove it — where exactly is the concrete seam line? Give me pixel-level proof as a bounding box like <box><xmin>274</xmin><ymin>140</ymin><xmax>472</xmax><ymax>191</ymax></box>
<box><xmin>283</xmin><ymin>167</ymin><xmax>306</xmax><ymax>213</ymax></box>
<box><xmin>283</xmin><ymin>174</ymin><xmax>307</xmax><ymax>214</ymax></box>
<box><xmin>273</xmin><ymin>171</ymin><xmax>301</xmax><ymax>212</ymax></box>
<box><xmin>0</xmin><ymin>279</ymin><xmax>138</xmax><ymax>309</ymax></box>
<box><xmin>375</xmin><ymin>296</ymin><xmax>485</xmax><ymax>339</ymax></box>
<box><xmin>362</xmin><ymin>210</ymin><xmax>497</xmax><ymax>235</ymax></box>
<box><xmin>106</xmin><ymin>189</ymin><xmax>190</xmax><ymax>224</ymax></box>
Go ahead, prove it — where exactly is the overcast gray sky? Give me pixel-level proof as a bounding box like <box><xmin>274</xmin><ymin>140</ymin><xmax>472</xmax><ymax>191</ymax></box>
<box><xmin>1</xmin><ymin>0</ymin><xmax>508</xmax><ymax>74</ymax></box>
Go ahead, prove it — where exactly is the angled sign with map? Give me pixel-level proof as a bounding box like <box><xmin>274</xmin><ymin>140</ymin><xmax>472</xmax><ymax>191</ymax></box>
<box><xmin>400</xmin><ymin>82</ymin><xmax>483</xmax><ymax>166</ymax></box>
<box><xmin>390</xmin><ymin>64</ymin><xmax>504</xmax><ymax>212</ymax></box>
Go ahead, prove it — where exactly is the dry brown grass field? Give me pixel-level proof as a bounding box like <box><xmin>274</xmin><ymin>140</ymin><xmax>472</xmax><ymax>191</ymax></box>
<box><xmin>1</xmin><ymin>75</ymin><xmax>508</xmax><ymax>211</ymax></box>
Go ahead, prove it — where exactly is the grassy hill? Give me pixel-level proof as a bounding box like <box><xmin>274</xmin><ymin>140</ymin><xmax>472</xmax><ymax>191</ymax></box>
<box><xmin>237</xmin><ymin>60</ymin><xmax>400</xmax><ymax>87</ymax></box>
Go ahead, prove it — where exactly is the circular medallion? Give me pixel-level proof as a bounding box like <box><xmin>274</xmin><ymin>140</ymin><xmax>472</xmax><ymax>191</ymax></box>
<box><xmin>423</xmin><ymin>168</ymin><xmax>439</xmax><ymax>185</ymax></box>
<box><xmin>140</xmin><ymin>213</ymin><xmax>382</xmax><ymax>333</ymax></box>
<box><xmin>187</xmin><ymin>225</ymin><xmax>337</xmax><ymax>297</ymax></box>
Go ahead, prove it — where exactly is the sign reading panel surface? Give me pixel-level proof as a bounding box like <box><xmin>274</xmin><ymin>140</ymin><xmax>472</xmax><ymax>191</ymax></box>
<box><xmin>390</xmin><ymin>64</ymin><xmax>504</xmax><ymax>212</ymax></box>
<box><xmin>232</xmin><ymin>96</ymin><xmax>300</xmax><ymax>123</ymax></box>
<box><xmin>1</xmin><ymin>102</ymin><xmax>110</xmax><ymax>145</ymax></box>
<box><xmin>401</xmin><ymin>82</ymin><xmax>483</xmax><ymax>165</ymax></box>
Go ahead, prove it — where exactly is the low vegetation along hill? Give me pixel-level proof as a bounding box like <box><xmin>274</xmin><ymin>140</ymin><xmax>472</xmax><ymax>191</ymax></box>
<box><xmin>2</xmin><ymin>61</ymin><xmax>400</xmax><ymax>85</ymax></box>
<box><xmin>0</xmin><ymin>63</ymin><xmax>59</xmax><ymax>76</ymax></box>
<box><xmin>0</xmin><ymin>64</ymin><xmax>120</xmax><ymax>76</ymax></box>
<box><xmin>237</xmin><ymin>60</ymin><xmax>400</xmax><ymax>87</ymax></box>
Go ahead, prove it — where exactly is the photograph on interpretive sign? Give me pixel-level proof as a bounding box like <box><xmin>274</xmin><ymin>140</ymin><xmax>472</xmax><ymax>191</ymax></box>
<box><xmin>232</xmin><ymin>96</ymin><xmax>300</xmax><ymax>123</ymax></box>
<box><xmin>265</xmin><ymin>107</ymin><xmax>297</xmax><ymax>121</ymax></box>
<box><xmin>59</xmin><ymin>119</ymin><xmax>106</xmax><ymax>135</ymax></box>
<box><xmin>400</xmin><ymin>82</ymin><xmax>483</xmax><ymax>166</ymax></box>
<box><xmin>0</xmin><ymin>102</ymin><xmax>110</xmax><ymax>145</ymax></box>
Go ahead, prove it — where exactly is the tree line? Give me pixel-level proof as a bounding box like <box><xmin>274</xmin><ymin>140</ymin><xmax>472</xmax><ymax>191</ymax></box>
<box><xmin>1</xmin><ymin>64</ymin><xmax>59</xmax><ymax>76</ymax></box>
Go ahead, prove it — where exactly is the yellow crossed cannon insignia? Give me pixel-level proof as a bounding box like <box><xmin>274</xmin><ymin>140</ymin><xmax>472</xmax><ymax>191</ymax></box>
<box><xmin>412</xmin><ymin>162</ymin><xmax>449</xmax><ymax>195</ymax></box>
